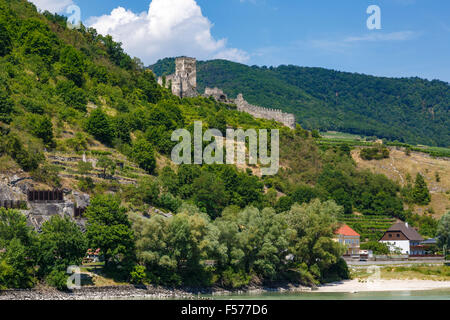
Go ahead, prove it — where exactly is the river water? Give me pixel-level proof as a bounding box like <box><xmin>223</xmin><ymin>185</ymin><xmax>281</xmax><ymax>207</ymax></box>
<box><xmin>204</xmin><ymin>289</ymin><xmax>450</xmax><ymax>300</ymax></box>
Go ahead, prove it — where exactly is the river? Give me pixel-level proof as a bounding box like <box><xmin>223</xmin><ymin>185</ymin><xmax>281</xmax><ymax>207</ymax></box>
<box><xmin>204</xmin><ymin>289</ymin><xmax>450</xmax><ymax>300</ymax></box>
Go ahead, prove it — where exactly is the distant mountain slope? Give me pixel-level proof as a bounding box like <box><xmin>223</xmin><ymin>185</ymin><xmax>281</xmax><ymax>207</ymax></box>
<box><xmin>151</xmin><ymin>58</ymin><xmax>450</xmax><ymax>147</ymax></box>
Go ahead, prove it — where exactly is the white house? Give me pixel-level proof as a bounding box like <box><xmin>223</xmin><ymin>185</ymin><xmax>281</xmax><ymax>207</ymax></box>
<box><xmin>379</xmin><ymin>222</ymin><xmax>424</xmax><ymax>255</ymax></box>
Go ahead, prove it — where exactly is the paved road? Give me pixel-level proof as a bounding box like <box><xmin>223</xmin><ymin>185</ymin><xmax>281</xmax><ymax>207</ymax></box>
<box><xmin>346</xmin><ymin>260</ymin><xmax>445</xmax><ymax>266</ymax></box>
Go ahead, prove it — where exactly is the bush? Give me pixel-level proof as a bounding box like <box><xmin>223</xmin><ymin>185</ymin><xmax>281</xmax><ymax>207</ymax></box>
<box><xmin>31</xmin><ymin>163</ymin><xmax>61</xmax><ymax>187</ymax></box>
<box><xmin>78</xmin><ymin>176</ymin><xmax>95</xmax><ymax>192</ymax></box>
<box><xmin>360</xmin><ymin>146</ymin><xmax>390</xmax><ymax>160</ymax></box>
<box><xmin>360</xmin><ymin>241</ymin><xmax>390</xmax><ymax>255</ymax></box>
<box><xmin>221</xmin><ymin>268</ymin><xmax>251</xmax><ymax>289</ymax></box>
<box><xmin>65</xmin><ymin>132</ymin><xmax>88</xmax><ymax>152</ymax></box>
<box><xmin>4</xmin><ymin>134</ymin><xmax>43</xmax><ymax>171</ymax></box>
<box><xmin>157</xmin><ymin>193</ymin><xmax>182</xmax><ymax>212</ymax></box>
<box><xmin>45</xmin><ymin>269</ymin><xmax>68</xmax><ymax>291</ymax></box>
<box><xmin>130</xmin><ymin>265</ymin><xmax>147</xmax><ymax>284</ymax></box>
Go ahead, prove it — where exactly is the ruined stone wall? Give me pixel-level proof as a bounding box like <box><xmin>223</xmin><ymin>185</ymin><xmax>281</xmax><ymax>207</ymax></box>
<box><xmin>234</xmin><ymin>94</ymin><xmax>296</xmax><ymax>129</ymax></box>
<box><xmin>157</xmin><ymin>57</ymin><xmax>197</xmax><ymax>98</ymax></box>
<box><xmin>204</xmin><ymin>87</ymin><xmax>229</xmax><ymax>102</ymax></box>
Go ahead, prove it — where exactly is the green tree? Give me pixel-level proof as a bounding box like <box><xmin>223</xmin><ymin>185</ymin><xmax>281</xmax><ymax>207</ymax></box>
<box><xmin>96</xmin><ymin>155</ymin><xmax>116</xmax><ymax>178</ymax></box>
<box><xmin>0</xmin><ymin>238</ymin><xmax>36</xmax><ymax>289</ymax></box>
<box><xmin>85</xmin><ymin>108</ymin><xmax>114</xmax><ymax>145</ymax></box>
<box><xmin>60</xmin><ymin>46</ymin><xmax>85</xmax><ymax>86</ymax></box>
<box><xmin>412</xmin><ymin>173</ymin><xmax>431</xmax><ymax>205</ymax></box>
<box><xmin>30</xmin><ymin>115</ymin><xmax>54</xmax><ymax>146</ymax></box>
<box><xmin>112</xmin><ymin>115</ymin><xmax>131</xmax><ymax>143</ymax></box>
<box><xmin>311</xmin><ymin>129</ymin><xmax>321</xmax><ymax>138</ymax></box>
<box><xmin>0</xmin><ymin>208</ymin><xmax>37</xmax><ymax>289</ymax></box>
<box><xmin>130</xmin><ymin>208</ymin><xmax>211</xmax><ymax>286</ymax></box>
<box><xmin>437</xmin><ymin>212</ymin><xmax>450</xmax><ymax>250</ymax></box>
<box><xmin>130</xmin><ymin>138</ymin><xmax>156</xmax><ymax>174</ymax></box>
<box><xmin>290</xmin><ymin>185</ymin><xmax>319</xmax><ymax>205</ymax></box>
<box><xmin>37</xmin><ymin>216</ymin><xmax>87</xmax><ymax>276</ymax></box>
<box><xmin>283</xmin><ymin>199</ymin><xmax>346</xmax><ymax>284</ymax></box>
<box><xmin>85</xmin><ymin>195</ymin><xmax>135</xmax><ymax>272</ymax></box>
<box><xmin>192</xmin><ymin>171</ymin><xmax>227</xmax><ymax>218</ymax></box>
<box><xmin>274</xmin><ymin>196</ymin><xmax>294</xmax><ymax>213</ymax></box>
<box><xmin>22</xmin><ymin>30</ymin><xmax>55</xmax><ymax>62</ymax></box>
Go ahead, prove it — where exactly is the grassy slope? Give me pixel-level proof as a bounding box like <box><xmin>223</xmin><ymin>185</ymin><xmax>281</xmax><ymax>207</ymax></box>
<box><xmin>352</xmin><ymin>148</ymin><xmax>450</xmax><ymax>218</ymax></box>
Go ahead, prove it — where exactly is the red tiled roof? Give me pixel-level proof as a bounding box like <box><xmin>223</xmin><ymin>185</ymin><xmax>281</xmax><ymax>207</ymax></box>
<box><xmin>335</xmin><ymin>224</ymin><xmax>360</xmax><ymax>237</ymax></box>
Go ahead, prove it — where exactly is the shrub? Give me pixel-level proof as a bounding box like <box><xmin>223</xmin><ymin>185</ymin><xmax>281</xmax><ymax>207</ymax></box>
<box><xmin>221</xmin><ymin>268</ymin><xmax>251</xmax><ymax>289</ymax></box>
<box><xmin>360</xmin><ymin>146</ymin><xmax>390</xmax><ymax>160</ymax></box>
<box><xmin>360</xmin><ymin>241</ymin><xmax>390</xmax><ymax>255</ymax></box>
<box><xmin>45</xmin><ymin>270</ymin><xmax>68</xmax><ymax>291</ymax></box>
<box><xmin>130</xmin><ymin>265</ymin><xmax>147</xmax><ymax>284</ymax></box>
<box><xmin>78</xmin><ymin>176</ymin><xmax>95</xmax><ymax>192</ymax></box>
<box><xmin>31</xmin><ymin>163</ymin><xmax>61</xmax><ymax>187</ymax></box>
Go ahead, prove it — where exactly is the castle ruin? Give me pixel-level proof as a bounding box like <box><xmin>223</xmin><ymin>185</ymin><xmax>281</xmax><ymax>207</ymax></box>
<box><xmin>157</xmin><ymin>57</ymin><xmax>296</xmax><ymax>129</ymax></box>
<box><xmin>203</xmin><ymin>87</ymin><xmax>230</xmax><ymax>103</ymax></box>
<box><xmin>234</xmin><ymin>94</ymin><xmax>296</xmax><ymax>129</ymax></box>
<box><xmin>158</xmin><ymin>57</ymin><xmax>198</xmax><ymax>98</ymax></box>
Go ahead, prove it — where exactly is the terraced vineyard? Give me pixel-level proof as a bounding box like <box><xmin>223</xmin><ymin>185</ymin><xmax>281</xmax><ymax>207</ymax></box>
<box><xmin>338</xmin><ymin>215</ymin><xmax>397</xmax><ymax>242</ymax></box>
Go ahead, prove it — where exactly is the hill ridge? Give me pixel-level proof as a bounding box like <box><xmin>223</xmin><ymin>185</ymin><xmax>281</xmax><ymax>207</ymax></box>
<box><xmin>150</xmin><ymin>58</ymin><xmax>450</xmax><ymax>148</ymax></box>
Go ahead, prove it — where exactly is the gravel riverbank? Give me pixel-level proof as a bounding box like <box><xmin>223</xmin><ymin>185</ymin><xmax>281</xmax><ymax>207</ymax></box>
<box><xmin>0</xmin><ymin>283</ymin><xmax>314</xmax><ymax>300</ymax></box>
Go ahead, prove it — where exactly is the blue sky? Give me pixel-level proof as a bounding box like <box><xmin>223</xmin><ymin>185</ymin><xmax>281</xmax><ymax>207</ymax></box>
<box><xmin>32</xmin><ymin>0</ymin><xmax>450</xmax><ymax>82</ymax></box>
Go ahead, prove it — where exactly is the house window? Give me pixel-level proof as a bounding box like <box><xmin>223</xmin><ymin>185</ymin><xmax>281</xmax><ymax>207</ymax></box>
<box><xmin>397</xmin><ymin>234</ymin><xmax>400</xmax><ymax>238</ymax></box>
<box><xmin>389</xmin><ymin>234</ymin><xmax>392</xmax><ymax>238</ymax></box>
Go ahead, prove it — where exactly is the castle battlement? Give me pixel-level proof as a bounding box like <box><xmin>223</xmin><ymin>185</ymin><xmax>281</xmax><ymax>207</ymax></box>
<box><xmin>234</xmin><ymin>94</ymin><xmax>296</xmax><ymax>129</ymax></box>
<box><xmin>157</xmin><ymin>57</ymin><xmax>296</xmax><ymax>128</ymax></box>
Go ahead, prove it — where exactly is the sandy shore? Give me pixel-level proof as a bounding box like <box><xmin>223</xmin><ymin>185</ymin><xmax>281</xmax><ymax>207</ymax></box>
<box><xmin>317</xmin><ymin>279</ymin><xmax>450</xmax><ymax>293</ymax></box>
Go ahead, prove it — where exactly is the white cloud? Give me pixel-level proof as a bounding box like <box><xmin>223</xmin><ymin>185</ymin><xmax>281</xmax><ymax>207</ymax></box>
<box><xmin>30</xmin><ymin>0</ymin><xmax>73</xmax><ymax>13</ymax></box>
<box><xmin>87</xmin><ymin>0</ymin><xmax>249</xmax><ymax>65</ymax></box>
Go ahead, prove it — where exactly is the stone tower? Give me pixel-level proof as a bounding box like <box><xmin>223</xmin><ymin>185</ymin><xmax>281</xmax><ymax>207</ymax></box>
<box><xmin>158</xmin><ymin>57</ymin><xmax>197</xmax><ymax>98</ymax></box>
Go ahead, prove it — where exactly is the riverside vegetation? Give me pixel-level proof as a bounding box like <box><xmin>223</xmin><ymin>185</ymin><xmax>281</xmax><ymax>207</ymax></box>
<box><xmin>0</xmin><ymin>0</ymin><xmax>449</xmax><ymax>291</ymax></box>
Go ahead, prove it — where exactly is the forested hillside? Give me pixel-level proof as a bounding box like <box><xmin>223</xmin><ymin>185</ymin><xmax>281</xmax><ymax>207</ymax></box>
<box><xmin>0</xmin><ymin>0</ymin><xmax>447</xmax><ymax>291</ymax></box>
<box><xmin>151</xmin><ymin>58</ymin><xmax>450</xmax><ymax>147</ymax></box>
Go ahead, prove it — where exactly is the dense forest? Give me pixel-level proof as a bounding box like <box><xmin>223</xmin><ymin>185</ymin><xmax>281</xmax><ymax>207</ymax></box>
<box><xmin>151</xmin><ymin>58</ymin><xmax>450</xmax><ymax>148</ymax></box>
<box><xmin>0</xmin><ymin>0</ymin><xmax>448</xmax><ymax>291</ymax></box>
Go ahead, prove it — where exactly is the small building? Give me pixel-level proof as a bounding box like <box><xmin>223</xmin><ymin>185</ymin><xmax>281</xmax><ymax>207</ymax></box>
<box><xmin>334</xmin><ymin>224</ymin><xmax>360</xmax><ymax>255</ymax></box>
<box><xmin>379</xmin><ymin>222</ymin><xmax>424</xmax><ymax>255</ymax></box>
